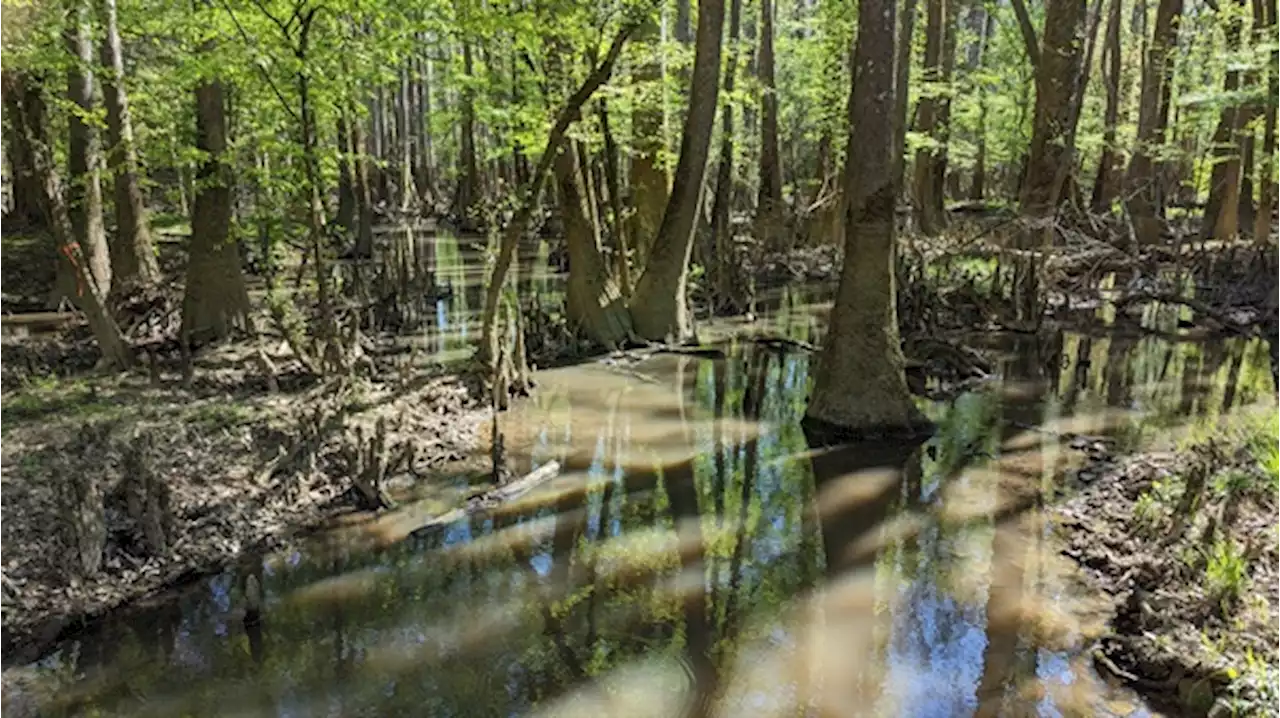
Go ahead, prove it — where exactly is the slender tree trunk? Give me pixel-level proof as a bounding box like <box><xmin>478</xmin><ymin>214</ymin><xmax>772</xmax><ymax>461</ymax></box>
<box><xmin>397</xmin><ymin>64</ymin><xmax>416</xmax><ymax>212</ymax></box>
<box><xmin>1020</xmin><ymin>0</ymin><xmax>1088</xmax><ymax>223</ymax></box>
<box><xmin>1010</xmin><ymin>0</ymin><xmax>1042</xmax><ymax>64</ymax></box>
<box><xmin>97</xmin><ymin>0</ymin><xmax>159</xmax><ymax>290</ymax></box>
<box><xmin>478</xmin><ymin>25</ymin><xmax>639</xmax><ymax>364</ymax></box>
<box><xmin>1091</xmin><ymin>0</ymin><xmax>1125</xmax><ymax>212</ymax></box>
<box><xmin>1200</xmin><ymin>0</ymin><xmax>1249</xmax><ymax>240</ymax></box>
<box><xmin>891</xmin><ymin>0</ymin><xmax>920</xmax><ymax>196</ymax></box>
<box><xmin>351</xmin><ymin>114</ymin><xmax>375</xmax><ymax>256</ymax></box>
<box><xmin>1125</xmin><ymin>0</ymin><xmax>1183</xmax><ymax>244</ymax></box>
<box><xmin>711</xmin><ymin>0</ymin><xmax>743</xmax><ymax>310</ymax></box>
<box><xmin>913</xmin><ymin>0</ymin><xmax>949</xmax><ymax>234</ymax></box>
<box><xmin>599</xmin><ymin>100</ymin><xmax>633</xmax><ymax>297</ymax></box>
<box><xmin>805</xmin><ymin>0</ymin><xmax>927</xmax><ymax>436</ymax></box>
<box><xmin>1</xmin><ymin>80</ymin><xmax>43</xmax><ymax>223</ymax></box>
<box><xmin>630</xmin><ymin>0</ymin><xmax>727</xmax><ymax>341</ymax></box>
<box><xmin>417</xmin><ymin>51</ymin><xmax>437</xmax><ymax>206</ymax></box>
<box><xmin>337</xmin><ymin>115</ymin><xmax>357</xmax><ymax>232</ymax></box>
<box><xmin>456</xmin><ymin>40</ymin><xmax>481</xmax><ymax>227</ymax></box>
<box><xmin>629</xmin><ymin>17</ymin><xmax>669</xmax><ymax>268</ymax></box>
<box><xmin>63</xmin><ymin>2</ymin><xmax>112</xmax><ymax>301</ymax></box>
<box><xmin>5</xmin><ymin>70</ymin><xmax>132</xmax><ymax>367</ymax></box>
<box><xmin>557</xmin><ymin>141</ymin><xmax>633</xmax><ymax>346</ymax></box>
<box><xmin>181</xmin><ymin>78</ymin><xmax>251</xmax><ymax>345</ymax></box>
<box><xmin>756</xmin><ymin>0</ymin><xmax>785</xmax><ymax>247</ymax></box>
<box><xmin>968</xmin><ymin>6</ymin><xmax>994</xmax><ymax>201</ymax></box>
<box><xmin>1256</xmin><ymin>0</ymin><xmax>1278</xmax><ymax>242</ymax></box>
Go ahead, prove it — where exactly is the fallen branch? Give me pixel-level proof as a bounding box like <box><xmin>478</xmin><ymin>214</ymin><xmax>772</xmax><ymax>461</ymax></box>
<box><xmin>410</xmin><ymin>460</ymin><xmax>563</xmax><ymax>537</ymax></box>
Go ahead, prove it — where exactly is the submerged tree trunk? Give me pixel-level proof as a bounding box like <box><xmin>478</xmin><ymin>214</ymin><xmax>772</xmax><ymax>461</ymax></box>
<box><xmin>630</xmin><ymin>0</ymin><xmax>727</xmax><ymax>341</ymax></box>
<box><xmin>1091</xmin><ymin>0</ymin><xmax>1125</xmax><ymax>213</ymax></box>
<box><xmin>1020</xmin><ymin>0</ymin><xmax>1087</xmax><ymax>223</ymax></box>
<box><xmin>756</xmin><ymin>0</ymin><xmax>785</xmax><ymax>248</ymax></box>
<box><xmin>1125</xmin><ymin>0</ymin><xmax>1183</xmax><ymax>244</ymax></box>
<box><xmin>629</xmin><ymin>17</ymin><xmax>669</xmax><ymax>269</ymax></box>
<box><xmin>5</xmin><ymin>70</ymin><xmax>132</xmax><ymax>368</ymax></box>
<box><xmin>805</xmin><ymin>0</ymin><xmax>927</xmax><ymax>436</ymax></box>
<box><xmin>97</xmin><ymin>0</ymin><xmax>159</xmax><ymax>290</ymax></box>
<box><xmin>63</xmin><ymin>3</ymin><xmax>112</xmax><ymax>301</ymax></box>
<box><xmin>181</xmin><ymin>78</ymin><xmax>251</xmax><ymax>345</ymax></box>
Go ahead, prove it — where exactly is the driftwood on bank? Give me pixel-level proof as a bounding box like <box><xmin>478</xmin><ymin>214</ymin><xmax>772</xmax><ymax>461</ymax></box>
<box><xmin>410</xmin><ymin>460</ymin><xmax>562</xmax><ymax>538</ymax></box>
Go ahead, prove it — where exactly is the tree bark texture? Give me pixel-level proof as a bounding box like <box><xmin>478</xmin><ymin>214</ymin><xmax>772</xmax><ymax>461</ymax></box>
<box><xmin>756</xmin><ymin>0</ymin><xmax>785</xmax><ymax>247</ymax></box>
<box><xmin>805</xmin><ymin>0</ymin><xmax>927</xmax><ymax>436</ymax></box>
<box><xmin>629</xmin><ymin>17</ymin><xmax>669</xmax><ymax>268</ymax></box>
<box><xmin>1020</xmin><ymin>0</ymin><xmax>1087</xmax><ymax>222</ymax></box>
<box><xmin>97</xmin><ymin>0</ymin><xmax>159</xmax><ymax>290</ymax></box>
<box><xmin>63</xmin><ymin>2</ymin><xmax>112</xmax><ymax>301</ymax></box>
<box><xmin>5</xmin><ymin>70</ymin><xmax>132</xmax><ymax>368</ymax></box>
<box><xmin>181</xmin><ymin>79</ymin><xmax>252</xmax><ymax>345</ymax></box>
<box><xmin>1091</xmin><ymin>0</ymin><xmax>1125</xmax><ymax>213</ymax></box>
<box><xmin>1200</xmin><ymin>0</ymin><xmax>1251</xmax><ymax>240</ymax></box>
<box><xmin>630</xmin><ymin>0</ymin><xmax>727</xmax><ymax>342</ymax></box>
<box><xmin>913</xmin><ymin>0</ymin><xmax>950</xmax><ymax>235</ymax></box>
<box><xmin>1125</xmin><ymin>0</ymin><xmax>1183</xmax><ymax>244</ymax></box>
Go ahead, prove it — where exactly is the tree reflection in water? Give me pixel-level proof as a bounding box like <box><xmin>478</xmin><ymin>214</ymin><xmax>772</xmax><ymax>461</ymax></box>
<box><xmin>10</xmin><ymin>319</ymin><xmax>1272</xmax><ymax>718</ymax></box>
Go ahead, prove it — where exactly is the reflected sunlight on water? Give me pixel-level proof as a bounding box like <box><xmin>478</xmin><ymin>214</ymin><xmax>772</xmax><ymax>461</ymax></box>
<box><xmin>7</xmin><ymin>230</ymin><xmax>1274</xmax><ymax>718</ymax></box>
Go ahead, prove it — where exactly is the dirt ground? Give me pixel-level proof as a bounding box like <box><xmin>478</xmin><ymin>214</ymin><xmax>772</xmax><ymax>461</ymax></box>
<box><xmin>1054</xmin><ymin>414</ymin><xmax>1279</xmax><ymax>717</ymax></box>
<box><xmin>0</xmin><ymin>340</ymin><xmax>489</xmax><ymax>666</ymax></box>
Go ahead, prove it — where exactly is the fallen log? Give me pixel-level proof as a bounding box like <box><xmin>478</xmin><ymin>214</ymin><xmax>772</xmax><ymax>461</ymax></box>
<box><xmin>410</xmin><ymin>460</ymin><xmax>563</xmax><ymax>538</ymax></box>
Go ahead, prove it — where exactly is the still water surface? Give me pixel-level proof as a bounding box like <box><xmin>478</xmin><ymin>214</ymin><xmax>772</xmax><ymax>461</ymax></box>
<box><xmin>7</xmin><ymin>231</ymin><xmax>1274</xmax><ymax>717</ymax></box>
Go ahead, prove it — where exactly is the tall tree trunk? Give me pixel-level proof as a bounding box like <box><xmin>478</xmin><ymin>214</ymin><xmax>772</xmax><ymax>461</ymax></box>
<box><xmin>805</xmin><ymin>0</ymin><xmax>927</xmax><ymax>436</ymax></box>
<box><xmin>1255</xmin><ymin>0</ymin><xmax>1278</xmax><ymax>242</ymax></box>
<box><xmin>557</xmin><ymin>141</ymin><xmax>633</xmax><ymax>346</ymax></box>
<box><xmin>913</xmin><ymin>0</ymin><xmax>950</xmax><ymax>235</ymax></box>
<box><xmin>478</xmin><ymin>25</ymin><xmax>639</xmax><ymax>364</ymax></box>
<box><xmin>756</xmin><ymin>0</ymin><xmax>785</xmax><ymax>247</ymax></box>
<box><xmin>1200</xmin><ymin>0</ymin><xmax>1249</xmax><ymax>240</ymax></box>
<box><xmin>63</xmin><ymin>2</ymin><xmax>112</xmax><ymax>301</ymax></box>
<box><xmin>630</xmin><ymin>0</ymin><xmax>727</xmax><ymax>342</ymax></box>
<box><xmin>1125</xmin><ymin>0</ymin><xmax>1183</xmax><ymax>244</ymax></box>
<box><xmin>1020</xmin><ymin>0</ymin><xmax>1088</xmax><ymax>223</ymax></box>
<box><xmin>711</xmin><ymin>0</ymin><xmax>744</xmax><ymax>310</ymax></box>
<box><xmin>416</xmin><ymin>51</ymin><xmax>437</xmax><ymax>206</ymax></box>
<box><xmin>2</xmin><ymin>73</ymin><xmax>47</xmax><ymax>229</ymax></box>
<box><xmin>337</xmin><ymin>115</ymin><xmax>357</xmax><ymax>232</ymax></box>
<box><xmin>629</xmin><ymin>17</ymin><xmax>669</xmax><ymax>269</ymax></box>
<box><xmin>397</xmin><ymin>64</ymin><xmax>416</xmax><ymax>211</ymax></box>
<box><xmin>969</xmin><ymin>8</ymin><xmax>995</xmax><ymax>201</ymax></box>
<box><xmin>351</xmin><ymin>115</ymin><xmax>375</xmax><ymax>256</ymax></box>
<box><xmin>181</xmin><ymin>78</ymin><xmax>251</xmax><ymax>345</ymax></box>
<box><xmin>97</xmin><ymin>0</ymin><xmax>159</xmax><ymax>290</ymax></box>
<box><xmin>456</xmin><ymin>40</ymin><xmax>481</xmax><ymax>228</ymax></box>
<box><xmin>599</xmin><ymin>100</ymin><xmax>632</xmax><ymax>297</ymax></box>
<box><xmin>5</xmin><ymin>70</ymin><xmax>132</xmax><ymax>368</ymax></box>
<box><xmin>1091</xmin><ymin>0</ymin><xmax>1125</xmax><ymax>212</ymax></box>
<box><xmin>891</xmin><ymin>0</ymin><xmax>920</xmax><ymax>196</ymax></box>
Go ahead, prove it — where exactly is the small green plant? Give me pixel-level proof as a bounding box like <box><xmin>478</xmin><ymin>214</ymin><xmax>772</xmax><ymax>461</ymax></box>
<box><xmin>1134</xmin><ymin>491</ymin><xmax>1164</xmax><ymax>531</ymax></box>
<box><xmin>1249</xmin><ymin>442</ymin><xmax>1280</xmax><ymax>491</ymax></box>
<box><xmin>1205</xmin><ymin>538</ymin><xmax>1249</xmax><ymax>607</ymax></box>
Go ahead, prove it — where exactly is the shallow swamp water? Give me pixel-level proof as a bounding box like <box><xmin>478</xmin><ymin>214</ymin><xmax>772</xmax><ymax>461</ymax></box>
<box><xmin>3</xmin><ymin>229</ymin><xmax>1274</xmax><ymax>718</ymax></box>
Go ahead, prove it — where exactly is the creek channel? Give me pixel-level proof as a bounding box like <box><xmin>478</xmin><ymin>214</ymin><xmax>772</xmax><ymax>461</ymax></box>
<box><xmin>5</xmin><ymin>228</ymin><xmax>1274</xmax><ymax>717</ymax></box>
